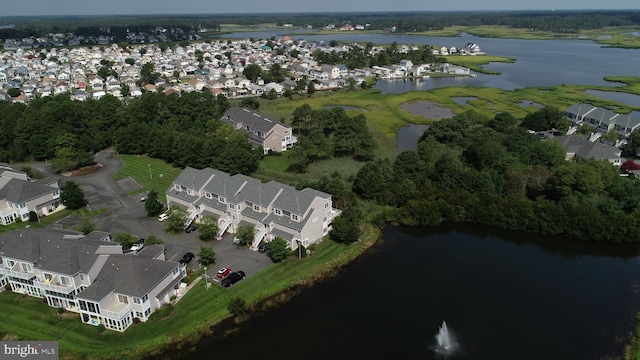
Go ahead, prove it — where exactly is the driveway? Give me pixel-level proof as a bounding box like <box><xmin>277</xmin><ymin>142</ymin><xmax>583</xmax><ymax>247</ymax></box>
<box><xmin>33</xmin><ymin>148</ymin><xmax>272</xmax><ymax>283</ymax></box>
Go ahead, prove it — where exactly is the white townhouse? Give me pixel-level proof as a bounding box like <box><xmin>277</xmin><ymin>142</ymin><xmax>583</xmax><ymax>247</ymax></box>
<box><xmin>221</xmin><ymin>107</ymin><xmax>297</xmax><ymax>153</ymax></box>
<box><xmin>0</xmin><ymin>166</ymin><xmax>62</xmax><ymax>225</ymax></box>
<box><xmin>166</xmin><ymin>167</ymin><xmax>341</xmax><ymax>251</ymax></box>
<box><xmin>0</xmin><ymin>228</ymin><xmax>186</xmax><ymax>332</ymax></box>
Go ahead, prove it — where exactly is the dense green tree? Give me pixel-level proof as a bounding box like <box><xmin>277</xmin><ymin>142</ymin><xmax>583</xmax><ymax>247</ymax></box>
<box><xmin>165</xmin><ymin>206</ymin><xmax>188</xmax><ymax>232</ymax></box>
<box><xmin>330</xmin><ymin>205</ymin><xmax>361</xmax><ymax>244</ymax></box>
<box><xmin>240</xmin><ymin>97</ymin><xmax>260</xmax><ymax>110</ymax></box>
<box><xmin>50</xmin><ymin>147</ymin><xmax>94</xmax><ymax>172</ymax></box>
<box><xmin>7</xmin><ymin>88</ymin><xmax>21</xmax><ymax>97</ymax></box>
<box><xmin>198</xmin><ymin>215</ymin><xmax>219</xmax><ymax>241</ymax></box>
<box><xmin>353</xmin><ymin>159</ymin><xmax>393</xmax><ymax>202</ymax></box>
<box><xmin>113</xmin><ymin>232</ymin><xmax>139</xmax><ymax>249</ymax></box>
<box><xmin>243</xmin><ymin>64</ymin><xmax>262</xmax><ymax>82</ymax></box>
<box><xmin>228</xmin><ymin>297</ymin><xmax>248</xmax><ymax>316</ymax></box>
<box><xmin>74</xmin><ymin>218</ymin><xmax>96</xmax><ymax>235</ymax></box>
<box><xmin>198</xmin><ymin>246</ymin><xmax>216</xmax><ymax>266</ymax></box>
<box><xmin>145</xmin><ymin>189</ymin><xmax>164</xmax><ymax>216</ymax></box>
<box><xmin>235</xmin><ymin>224</ymin><xmax>255</xmax><ymax>247</ymax></box>
<box><xmin>60</xmin><ymin>181</ymin><xmax>86</xmax><ymax>210</ymax></box>
<box><xmin>267</xmin><ymin>237</ymin><xmax>290</xmax><ymax>263</ymax></box>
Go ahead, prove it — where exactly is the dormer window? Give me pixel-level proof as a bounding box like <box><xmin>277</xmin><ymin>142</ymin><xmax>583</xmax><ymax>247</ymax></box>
<box><xmin>219</xmin><ymin>196</ymin><xmax>225</xmax><ymax>203</ymax></box>
<box><xmin>292</xmin><ymin>214</ymin><xmax>299</xmax><ymax>221</ymax></box>
<box><xmin>274</xmin><ymin>209</ymin><xmax>282</xmax><ymax>215</ymax></box>
<box><xmin>187</xmin><ymin>189</ymin><xmax>194</xmax><ymax>195</ymax></box>
<box><xmin>254</xmin><ymin>205</ymin><xmax>260</xmax><ymax>211</ymax></box>
<box><xmin>229</xmin><ymin>203</ymin><xmax>235</xmax><ymax>210</ymax></box>
<box><xmin>205</xmin><ymin>192</ymin><xmax>212</xmax><ymax>199</ymax></box>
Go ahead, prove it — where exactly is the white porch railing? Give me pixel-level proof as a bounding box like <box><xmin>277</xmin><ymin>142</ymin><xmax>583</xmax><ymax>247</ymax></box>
<box><xmin>0</xmin><ymin>268</ymin><xmax>35</xmax><ymax>280</ymax></box>
<box><xmin>101</xmin><ymin>303</ymin><xmax>133</xmax><ymax>320</ymax></box>
<box><xmin>251</xmin><ymin>227</ymin><xmax>268</xmax><ymax>250</ymax></box>
<box><xmin>33</xmin><ymin>280</ymin><xmax>75</xmax><ymax>294</ymax></box>
<box><xmin>217</xmin><ymin>216</ymin><xmax>233</xmax><ymax>238</ymax></box>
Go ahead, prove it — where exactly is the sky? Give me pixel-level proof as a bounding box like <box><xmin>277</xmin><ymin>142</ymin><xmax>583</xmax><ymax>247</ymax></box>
<box><xmin>3</xmin><ymin>0</ymin><xmax>639</xmax><ymax>17</ymax></box>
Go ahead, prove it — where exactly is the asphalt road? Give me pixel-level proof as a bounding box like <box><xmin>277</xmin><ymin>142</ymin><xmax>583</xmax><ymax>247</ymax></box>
<box><xmin>30</xmin><ymin>148</ymin><xmax>272</xmax><ymax>284</ymax></box>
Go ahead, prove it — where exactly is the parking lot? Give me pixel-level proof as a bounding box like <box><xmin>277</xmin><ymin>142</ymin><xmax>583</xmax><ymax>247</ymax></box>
<box><xmin>50</xmin><ymin>148</ymin><xmax>273</xmax><ymax>285</ymax></box>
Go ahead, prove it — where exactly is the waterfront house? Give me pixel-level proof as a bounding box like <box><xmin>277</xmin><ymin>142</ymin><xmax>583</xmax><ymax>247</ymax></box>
<box><xmin>165</xmin><ymin>167</ymin><xmax>341</xmax><ymax>250</ymax></box>
<box><xmin>0</xmin><ymin>228</ymin><xmax>185</xmax><ymax>332</ymax></box>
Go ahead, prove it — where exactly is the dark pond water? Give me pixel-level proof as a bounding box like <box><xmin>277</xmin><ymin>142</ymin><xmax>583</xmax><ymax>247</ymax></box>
<box><xmin>186</xmin><ymin>224</ymin><xmax>640</xmax><ymax>360</ymax></box>
<box><xmin>585</xmin><ymin>90</ymin><xmax>640</xmax><ymax>107</ymax></box>
<box><xmin>452</xmin><ymin>96</ymin><xmax>478</xmax><ymax>105</ymax></box>
<box><xmin>397</xmin><ymin>124</ymin><xmax>428</xmax><ymax>152</ymax></box>
<box><xmin>518</xmin><ymin>100</ymin><xmax>544</xmax><ymax>108</ymax></box>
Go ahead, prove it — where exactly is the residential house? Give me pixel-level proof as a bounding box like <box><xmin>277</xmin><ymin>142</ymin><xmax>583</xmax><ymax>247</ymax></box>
<box><xmin>165</xmin><ymin>167</ymin><xmax>340</xmax><ymax>250</ymax></box>
<box><xmin>0</xmin><ymin>167</ymin><xmax>61</xmax><ymax>225</ymax></box>
<box><xmin>0</xmin><ymin>228</ymin><xmax>185</xmax><ymax>332</ymax></box>
<box><xmin>552</xmin><ymin>135</ymin><xmax>623</xmax><ymax>166</ymax></box>
<box><xmin>221</xmin><ymin>107</ymin><xmax>296</xmax><ymax>153</ymax></box>
<box><xmin>563</xmin><ymin>103</ymin><xmax>598</xmax><ymax>125</ymax></box>
<box><xmin>320</xmin><ymin>64</ymin><xmax>340</xmax><ymax>79</ymax></box>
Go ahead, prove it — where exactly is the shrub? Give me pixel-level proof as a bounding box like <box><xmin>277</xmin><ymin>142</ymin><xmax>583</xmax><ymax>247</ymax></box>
<box><xmin>228</xmin><ymin>297</ymin><xmax>248</xmax><ymax>316</ymax></box>
<box><xmin>97</xmin><ymin>324</ymin><xmax>105</xmax><ymax>333</ymax></box>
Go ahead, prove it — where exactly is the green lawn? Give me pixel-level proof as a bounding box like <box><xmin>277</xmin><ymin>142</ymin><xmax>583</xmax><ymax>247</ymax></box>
<box><xmin>112</xmin><ymin>154</ymin><xmax>184</xmax><ymax>203</ymax></box>
<box><xmin>0</xmin><ymin>226</ymin><xmax>379</xmax><ymax>359</ymax></box>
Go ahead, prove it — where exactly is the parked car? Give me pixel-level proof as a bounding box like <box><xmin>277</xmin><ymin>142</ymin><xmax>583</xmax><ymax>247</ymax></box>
<box><xmin>129</xmin><ymin>239</ymin><xmax>144</xmax><ymax>252</ymax></box>
<box><xmin>258</xmin><ymin>243</ymin><xmax>268</xmax><ymax>253</ymax></box>
<box><xmin>158</xmin><ymin>213</ymin><xmax>169</xmax><ymax>222</ymax></box>
<box><xmin>221</xmin><ymin>271</ymin><xmax>245</xmax><ymax>287</ymax></box>
<box><xmin>179</xmin><ymin>252</ymin><xmax>195</xmax><ymax>265</ymax></box>
<box><xmin>185</xmin><ymin>223</ymin><xmax>198</xmax><ymax>233</ymax></box>
<box><xmin>140</xmin><ymin>195</ymin><xmax>147</xmax><ymax>202</ymax></box>
<box><xmin>216</xmin><ymin>267</ymin><xmax>232</xmax><ymax>278</ymax></box>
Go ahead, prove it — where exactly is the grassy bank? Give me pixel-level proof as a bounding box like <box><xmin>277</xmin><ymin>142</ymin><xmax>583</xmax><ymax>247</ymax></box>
<box><xmin>443</xmin><ymin>54</ymin><xmax>516</xmax><ymax>74</ymax></box>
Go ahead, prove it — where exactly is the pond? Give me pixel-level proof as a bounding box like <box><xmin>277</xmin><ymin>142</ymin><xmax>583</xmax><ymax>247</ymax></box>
<box><xmin>585</xmin><ymin>90</ymin><xmax>640</xmax><ymax>107</ymax></box>
<box><xmin>183</xmin><ymin>224</ymin><xmax>640</xmax><ymax>360</ymax></box>
<box><xmin>397</xmin><ymin>124</ymin><xmax>428</xmax><ymax>152</ymax></box>
<box><xmin>518</xmin><ymin>100</ymin><xmax>544</xmax><ymax>108</ymax></box>
<box><xmin>401</xmin><ymin>102</ymin><xmax>455</xmax><ymax>119</ymax></box>
<box><xmin>452</xmin><ymin>96</ymin><xmax>478</xmax><ymax>105</ymax></box>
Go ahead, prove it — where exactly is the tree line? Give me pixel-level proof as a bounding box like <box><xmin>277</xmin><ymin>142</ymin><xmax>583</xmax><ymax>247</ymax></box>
<box><xmin>350</xmin><ymin>108</ymin><xmax>640</xmax><ymax>243</ymax></box>
<box><xmin>0</xmin><ymin>91</ymin><xmax>262</xmax><ymax>174</ymax></box>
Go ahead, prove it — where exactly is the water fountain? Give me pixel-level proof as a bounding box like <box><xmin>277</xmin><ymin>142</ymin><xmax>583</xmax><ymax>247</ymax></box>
<box><xmin>434</xmin><ymin>321</ymin><xmax>458</xmax><ymax>356</ymax></box>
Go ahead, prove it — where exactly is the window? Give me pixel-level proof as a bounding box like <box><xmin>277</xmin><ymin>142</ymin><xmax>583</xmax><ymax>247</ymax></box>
<box><xmin>292</xmin><ymin>214</ymin><xmax>299</xmax><ymax>221</ymax></box>
<box><xmin>118</xmin><ymin>294</ymin><xmax>129</xmax><ymax>304</ymax></box>
<box><xmin>219</xmin><ymin>196</ymin><xmax>225</xmax><ymax>203</ymax></box>
<box><xmin>53</xmin><ymin>190</ymin><xmax>59</xmax><ymax>196</ymax></box>
<box><xmin>205</xmin><ymin>192</ymin><xmax>212</xmax><ymax>199</ymax></box>
<box><xmin>254</xmin><ymin>205</ymin><xmax>260</xmax><ymax>211</ymax></box>
<box><xmin>142</xmin><ymin>295</ymin><xmax>148</xmax><ymax>302</ymax></box>
<box><xmin>325</xmin><ymin>203</ymin><xmax>329</xmax><ymax>208</ymax></box>
<box><xmin>6</xmin><ymin>259</ymin><xmax>15</xmax><ymax>268</ymax></box>
<box><xmin>21</xmin><ymin>263</ymin><xmax>32</xmax><ymax>273</ymax></box>
<box><xmin>134</xmin><ymin>298</ymin><xmax>141</xmax><ymax>304</ymax></box>
<box><xmin>187</xmin><ymin>189</ymin><xmax>194</xmax><ymax>195</ymax></box>
<box><xmin>229</xmin><ymin>203</ymin><xmax>235</xmax><ymax>210</ymax></box>
<box><xmin>44</xmin><ymin>273</ymin><xmax>53</xmax><ymax>282</ymax></box>
<box><xmin>274</xmin><ymin>209</ymin><xmax>281</xmax><ymax>215</ymax></box>
<box><xmin>245</xmin><ymin>201</ymin><xmax>253</xmax><ymax>207</ymax></box>
<box><xmin>60</xmin><ymin>276</ymin><xmax>70</xmax><ymax>286</ymax></box>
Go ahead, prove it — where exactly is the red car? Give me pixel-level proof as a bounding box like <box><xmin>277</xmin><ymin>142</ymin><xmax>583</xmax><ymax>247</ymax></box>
<box><xmin>217</xmin><ymin>267</ymin><xmax>232</xmax><ymax>278</ymax></box>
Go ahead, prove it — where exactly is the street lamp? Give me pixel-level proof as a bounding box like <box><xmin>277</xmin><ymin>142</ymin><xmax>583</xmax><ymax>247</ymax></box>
<box><xmin>204</xmin><ymin>267</ymin><xmax>209</xmax><ymax>290</ymax></box>
<box><xmin>148</xmin><ymin>164</ymin><xmax>152</xmax><ymax>180</ymax></box>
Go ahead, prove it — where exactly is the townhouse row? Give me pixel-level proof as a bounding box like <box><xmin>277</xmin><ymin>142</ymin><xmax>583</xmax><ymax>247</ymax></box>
<box><xmin>0</xmin><ymin>228</ymin><xmax>186</xmax><ymax>332</ymax></box>
<box><xmin>166</xmin><ymin>167</ymin><xmax>340</xmax><ymax>251</ymax></box>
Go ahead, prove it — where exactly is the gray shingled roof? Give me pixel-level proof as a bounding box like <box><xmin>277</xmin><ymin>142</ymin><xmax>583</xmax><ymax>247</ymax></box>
<box><xmin>0</xmin><ymin>178</ymin><xmax>57</xmax><ymax>203</ymax></box>
<box><xmin>77</xmin><ymin>255</ymin><xmax>179</xmax><ymax>301</ymax></box>
<box><xmin>0</xmin><ymin>228</ymin><xmax>119</xmax><ymax>275</ymax></box>
<box><xmin>564</xmin><ymin>103</ymin><xmax>596</xmax><ymax>118</ymax></box>
<box><xmin>222</xmin><ymin>107</ymin><xmax>286</xmax><ymax>134</ymax></box>
<box><xmin>272</xmin><ymin>187</ymin><xmax>315</xmax><ymax>215</ymax></box>
<box><xmin>552</xmin><ymin>135</ymin><xmax>621</xmax><ymax>161</ymax></box>
<box><xmin>234</xmin><ymin>180</ymin><xmax>282</xmax><ymax>208</ymax></box>
<box><xmin>171</xmin><ymin>166</ymin><xmax>217</xmax><ymax>191</ymax></box>
<box><xmin>584</xmin><ymin>108</ymin><xmax>616</xmax><ymax>122</ymax></box>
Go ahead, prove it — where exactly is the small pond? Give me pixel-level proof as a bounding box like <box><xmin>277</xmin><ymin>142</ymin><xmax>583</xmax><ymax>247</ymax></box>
<box><xmin>325</xmin><ymin>105</ymin><xmax>363</xmax><ymax>111</ymax></box>
<box><xmin>401</xmin><ymin>102</ymin><xmax>455</xmax><ymax>119</ymax></box>
<box><xmin>518</xmin><ymin>100</ymin><xmax>544</xmax><ymax>108</ymax></box>
<box><xmin>451</xmin><ymin>96</ymin><xmax>478</xmax><ymax>105</ymax></box>
<box><xmin>585</xmin><ymin>90</ymin><xmax>640</xmax><ymax>107</ymax></box>
<box><xmin>397</xmin><ymin>124</ymin><xmax>428</xmax><ymax>152</ymax></box>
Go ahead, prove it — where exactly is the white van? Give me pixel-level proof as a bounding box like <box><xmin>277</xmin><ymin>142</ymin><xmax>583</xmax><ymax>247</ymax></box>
<box><xmin>158</xmin><ymin>213</ymin><xmax>169</xmax><ymax>222</ymax></box>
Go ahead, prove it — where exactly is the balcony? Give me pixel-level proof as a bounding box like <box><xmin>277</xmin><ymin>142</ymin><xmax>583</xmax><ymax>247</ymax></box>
<box><xmin>101</xmin><ymin>303</ymin><xmax>134</xmax><ymax>320</ymax></box>
<box><xmin>33</xmin><ymin>280</ymin><xmax>75</xmax><ymax>294</ymax></box>
<box><xmin>0</xmin><ymin>267</ymin><xmax>35</xmax><ymax>280</ymax></box>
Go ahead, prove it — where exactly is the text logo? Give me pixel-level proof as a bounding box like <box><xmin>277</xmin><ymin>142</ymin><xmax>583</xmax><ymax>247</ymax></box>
<box><xmin>1</xmin><ymin>341</ymin><xmax>58</xmax><ymax>359</ymax></box>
